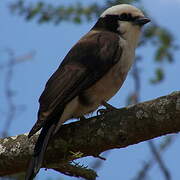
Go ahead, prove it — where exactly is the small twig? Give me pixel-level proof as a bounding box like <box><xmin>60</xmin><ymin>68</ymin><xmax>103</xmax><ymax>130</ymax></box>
<box><xmin>133</xmin><ymin>136</ymin><xmax>174</xmax><ymax>180</ymax></box>
<box><xmin>93</xmin><ymin>155</ymin><xmax>106</xmax><ymax>161</ymax></box>
<box><xmin>131</xmin><ymin>57</ymin><xmax>141</xmax><ymax>104</ymax></box>
<box><xmin>1</xmin><ymin>49</ymin><xmax>34</xmax><ymax>137</ymax></box>
<box><xmin>148</xmin><ymin>140</ymin><xmax>171</xmax><ymax>180</ymax></box>
<box><xmin>53</xmin><ymin>163</ymin><xmax>97</xmax><ymax>180</ymax></box>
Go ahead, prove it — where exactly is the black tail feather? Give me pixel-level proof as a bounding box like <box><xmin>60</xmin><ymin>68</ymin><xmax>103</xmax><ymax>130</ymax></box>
<box><xmin>25</xmin><ymin>122</ymin><xmax>56</xmax><ymax>180</ymax></box>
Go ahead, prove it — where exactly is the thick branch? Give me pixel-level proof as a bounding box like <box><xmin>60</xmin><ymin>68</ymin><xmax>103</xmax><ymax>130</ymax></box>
<box><xmin>0</xmin><ymin>91</ymin><xmax>180</xmax><ymax>177</ymax></box>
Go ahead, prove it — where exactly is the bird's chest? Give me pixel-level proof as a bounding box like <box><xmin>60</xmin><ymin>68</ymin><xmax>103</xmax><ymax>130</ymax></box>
<box><xmin>85</xmin><ymin>45</ymin><xmax>135</xmax><ymax>105</ymax></box>
<box><xmin>92</xmin><ymin>65</ymin><xmax>127</xmax><ymax>101</ymax></box>
<box><xmin>118</xmin><ymin>37</ymin><xmax>135</xmax><ymax>73</ymax></box>
<box><xmin>77</xmin><ymin>39</ymin><xmax>135</xmax><ymax>115</ymax></box>
<box><xmin>99</xmin><ymin>41</ymin><xmax>134</xmax><ymax>95</ymax></box>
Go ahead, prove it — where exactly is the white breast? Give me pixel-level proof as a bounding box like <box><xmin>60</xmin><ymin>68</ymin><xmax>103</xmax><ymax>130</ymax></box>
<box><xmin>117</xmin><ymin>36</ymin><xmax>135</xmax><ymax>73</ymax></box>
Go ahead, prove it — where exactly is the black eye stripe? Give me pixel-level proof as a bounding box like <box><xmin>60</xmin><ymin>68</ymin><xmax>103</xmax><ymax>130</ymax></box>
<box><xmin>127</xmin><ymin>13</ymin><xmax>131</xmax><ymax>19</ymax></box>
<box><xmin>120</xmin><ymin>13</ymin><xmax>128</xmax><ymax>19</ymax></box>
<box><xmin>104</xmin><ymin>14</ymin><xmax>140</xmax><ymax>23</ymax></box>
<box><xmin>118</xmin><ymin>13</ymin><xmax>138</xmax><ymax>21</ymax></box>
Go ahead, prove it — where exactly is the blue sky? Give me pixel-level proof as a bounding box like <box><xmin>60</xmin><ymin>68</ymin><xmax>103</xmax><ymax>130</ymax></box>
<box><xmin>0</xmin><ymin>0</ymin><xmax>180</xmax><ymax>180</ymax></box>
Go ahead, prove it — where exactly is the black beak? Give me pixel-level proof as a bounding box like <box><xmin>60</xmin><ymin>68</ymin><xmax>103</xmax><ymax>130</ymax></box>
<box><xmin>134</xmin><ymin>17</ymin><xmax>150</xmax><ymax>26</ymax></box>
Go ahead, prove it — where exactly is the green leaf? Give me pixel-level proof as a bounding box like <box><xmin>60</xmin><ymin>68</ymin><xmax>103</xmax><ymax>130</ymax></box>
<box><xmin>150</xmin><ymin>68</ymin><xmax>164</xmax><ymax>84</ymax></box>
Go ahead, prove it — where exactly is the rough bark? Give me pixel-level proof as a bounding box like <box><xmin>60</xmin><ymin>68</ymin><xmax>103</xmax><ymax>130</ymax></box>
<box><xmin>0</xmin><ymin>91</ymin><xmax>180</xmax><ymax>178</ymax></box>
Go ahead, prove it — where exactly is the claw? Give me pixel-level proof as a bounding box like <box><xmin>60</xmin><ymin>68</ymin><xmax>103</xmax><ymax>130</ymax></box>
<box><xmin>80</xmin><ymin>116</ymin><xmax>86</xmax><ymax>121</ymax></box>
<box><xmin>97</xmin><ymin>108</ymin><xmax>106</xmax><ymax>116</ymax></box>
<box><xmin>97</xmin><ymin>101</ymin><xmax>118</xmax><ymax>116</ymax></box>
<box><xmin>101</xmin><ymin>101</ymin><xmax>118</xmax><ymax>110</ymax></box>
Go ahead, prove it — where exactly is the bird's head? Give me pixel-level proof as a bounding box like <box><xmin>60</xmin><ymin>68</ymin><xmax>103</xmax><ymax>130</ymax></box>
<box><xmin>95</xmin><ymin>4</ymin><xmax>150</xmax><ymax>43</ymax></box>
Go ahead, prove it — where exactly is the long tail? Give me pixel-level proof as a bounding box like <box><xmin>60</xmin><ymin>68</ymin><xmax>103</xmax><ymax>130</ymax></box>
<box><xmin>25</xmin><ymin>121</ymin><xmax>56</xmax><ymax>180</ymax></box>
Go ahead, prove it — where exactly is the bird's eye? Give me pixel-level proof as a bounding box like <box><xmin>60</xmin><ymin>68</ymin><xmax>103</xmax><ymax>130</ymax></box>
<box><xmin>120</xmin><ymin>13</ymin><xmax>128</xmax><ymax>20</ymax></box>
<box><xmin>119</xmin><ymin>13</ymin><xmax>135</xmax><ymax>21</ymax></box>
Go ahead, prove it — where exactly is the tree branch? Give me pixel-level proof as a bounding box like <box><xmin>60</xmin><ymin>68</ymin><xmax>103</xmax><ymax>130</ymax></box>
<box><xmin>0</xmin><ymin>91</ymin><xmax>180</xmax><ymax>178</ymax></box>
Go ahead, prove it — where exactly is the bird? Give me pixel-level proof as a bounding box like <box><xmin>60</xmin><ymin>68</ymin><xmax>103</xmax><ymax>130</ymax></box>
<box><xmin>25</xmin><ymin>4</ymin><xmax>150</xmax><ymax>180</ymax></box>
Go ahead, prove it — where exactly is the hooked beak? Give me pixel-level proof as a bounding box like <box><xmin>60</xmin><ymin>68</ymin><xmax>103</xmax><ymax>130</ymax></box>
<box><xmin>134</xmin><ymin>17</ymin><xmax>150</xmax><ymax>26</ymax></box>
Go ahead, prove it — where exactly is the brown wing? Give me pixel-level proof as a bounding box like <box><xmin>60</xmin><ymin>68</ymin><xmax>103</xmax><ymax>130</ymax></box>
<box><xmin>29</xmin><ymin>31</ymin><xmax>121</xmax><ymax>137</ymax></box>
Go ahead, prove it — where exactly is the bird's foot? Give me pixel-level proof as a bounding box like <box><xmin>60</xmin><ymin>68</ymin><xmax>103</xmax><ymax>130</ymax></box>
<box><xmin>97</xmin><ymin>101</ymin><xmax>118</xmax><ymax>116</ymax></box>
<box><xmin>79</xmin><ymin>116</ymin><xmax>86</xmax><ymax>121</ymax></box>
<box><xmin>102</xmin><ymin>101</ymin><xmax>118</xmax><ymax>110</ymax></box>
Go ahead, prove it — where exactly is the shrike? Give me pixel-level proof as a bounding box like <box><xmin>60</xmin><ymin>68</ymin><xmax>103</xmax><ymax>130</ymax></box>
<box><xmin>25</xmin><ymin>4</ymin><xmax>150</xmax><ymax>180</ymax></box>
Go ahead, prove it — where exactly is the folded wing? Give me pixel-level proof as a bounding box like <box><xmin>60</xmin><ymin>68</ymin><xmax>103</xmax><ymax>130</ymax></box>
<box><xmin>29</xmin><ymin>31</ymin><xmax>121</xmax><ymax>137</ymax></box>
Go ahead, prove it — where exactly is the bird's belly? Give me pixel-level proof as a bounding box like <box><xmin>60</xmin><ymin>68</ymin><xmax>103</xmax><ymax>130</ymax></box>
<box><xmin>88</xmin><ymin>69</ymin><xmax>126</xmax><ymax>104</ymax></box>
<box><xmin>73</xmin><ymin>65</ymin><xmax>127</xmax><ymax>117</ymax></box>
<box><xmin>61</xmin><ymin>39</ymin><xmax>135</xmax><ymax>121</ymax></box>
<box><xmin>69</xmin><ymin>44</ymin><xmax>135</xmax><ymax>118</ymax></box>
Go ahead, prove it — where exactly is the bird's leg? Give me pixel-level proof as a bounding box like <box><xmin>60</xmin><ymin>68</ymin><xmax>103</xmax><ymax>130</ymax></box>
<box><xmin>97</xmin><ymin>101</ymin><xmax>118</xmax><ymax>116</ymax></box>
<box><xmin>79</xmin><ymin>115</ymin><xmax>86</xmax><ymax>121</ymax></box>
<box><xmin>101</xmin><ymin>101</ymin><xmax>118</xmax><ymax>110</ymax></box>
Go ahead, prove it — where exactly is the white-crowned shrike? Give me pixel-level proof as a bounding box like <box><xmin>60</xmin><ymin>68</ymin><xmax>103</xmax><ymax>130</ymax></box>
<box><xmin>25</xmin><ymin>4</ymin><xmax>150</xmax><ymax>180</ymax></box>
